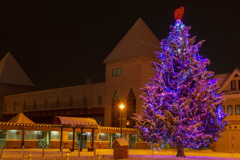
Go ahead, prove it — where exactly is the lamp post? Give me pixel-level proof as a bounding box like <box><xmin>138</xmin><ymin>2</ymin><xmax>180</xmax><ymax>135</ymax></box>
<box><xmin>119</xmin><ymin>104</ymin><xmax>125</xmax><ymax>138</ymax></box>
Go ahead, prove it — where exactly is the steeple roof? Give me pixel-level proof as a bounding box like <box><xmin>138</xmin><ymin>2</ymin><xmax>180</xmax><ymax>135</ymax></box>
<box><xmin>0</xmin><ymin>52</ymin><xmax>34</xmax><ymax>86</ymax></box>
<box><xmin>8</xmin><ymin>113</ymin><xmax>34</xmax><ymax>123</ymax></box>
<box><xmin>103</xmin><ymin>18</ymin><xmax>160</xmax><ymax>63</ymax></box>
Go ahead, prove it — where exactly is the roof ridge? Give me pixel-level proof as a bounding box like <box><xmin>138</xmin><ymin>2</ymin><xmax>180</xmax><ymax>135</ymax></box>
<box><xmin>0</xmin><ymin>52</ymin><xmax>34</xmax><ymax>86</ymax></box>
<box><xmin>103</xmin><ymin>17</ymin><xmax>160</xmax><ymax>63</ymax></box>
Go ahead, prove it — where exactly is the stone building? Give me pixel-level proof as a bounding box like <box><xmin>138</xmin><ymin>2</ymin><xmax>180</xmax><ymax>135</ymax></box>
<box><xmin>2</xmin><ymin>18</ymin><xmax>160</xmax><ymax>128</ymax></box>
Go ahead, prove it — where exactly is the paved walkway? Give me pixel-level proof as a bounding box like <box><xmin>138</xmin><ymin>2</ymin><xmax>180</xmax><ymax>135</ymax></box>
<box><xmin>0</xmin><ymin>149</ymin><xmax>239</xmax><ymax>159</ymax></box>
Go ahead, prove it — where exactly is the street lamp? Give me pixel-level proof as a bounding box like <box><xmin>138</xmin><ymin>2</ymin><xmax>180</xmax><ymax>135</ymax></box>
<box><xmin>119</xmin><ymin>104</ymin><xmax>125</xmax><ymax>138</ymax></box>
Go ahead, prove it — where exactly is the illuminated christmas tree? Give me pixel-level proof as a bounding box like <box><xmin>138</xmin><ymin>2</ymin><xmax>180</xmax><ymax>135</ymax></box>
<box><xmin>133</xmin><ymin>7</ymin><xmax>227</xmax><ymax>157</ymax></box>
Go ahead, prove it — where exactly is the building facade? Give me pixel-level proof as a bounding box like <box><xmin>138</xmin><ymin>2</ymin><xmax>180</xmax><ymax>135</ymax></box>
<box><xmin>1</xmin><ymin>18</ymin><xmax>160</xmax><ymax>128</ymax></box>
<box><xmin>0</xmin><ymin>17</ymin><xmax>238</xmax><ymax>152</ymax></box>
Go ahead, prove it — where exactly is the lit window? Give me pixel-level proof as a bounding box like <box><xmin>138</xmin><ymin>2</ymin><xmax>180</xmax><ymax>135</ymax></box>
<box><xmin>87</xmin><ymin>132</ymin><xmax>97</xmax><ymax>141</ymax></box>
<box><xmin>68</xmin><ymin>132</ymin><xmax>76</xmax><ymax>140</ymax></box>
<box><xmin>100</xmin><ymin>133</ymin><xmax>109</xmax><ymax>141</ymax></box>
<box><xmin>24</xmin><ymin>130</ymin><xmax>37</xmax><ymax>140</ymax></box>
<box><xmin>227</xmin><ymin>105</ymin><xmax>233</xmax><ymax>115</ymax></box>
<box><xmin>98</xmin><ymin>92</ymin><xmax>102</xmax><ymax>105</ymax></box>
<box><xmin>7</xmin><ymin>130</ymin><xmax>21</xmax><ymax>140</ymax></box>
<box><xmin>231</xmin><ymin>81</ymin><xmax>236</xmax><ymax>90</ymax></box>
<box><xmin>112</xmin><ymin>68</ymin><xmax>121</xmax><ymax>77</ymax></box>
<box><xmin>50</xmin><ymin>131</ymin><xmax>60</xmax><ymax>140</ymax></box>
<box><xmin>236</xmin><ymin>105</ymin><xmax>240</xmax><ymax>115</ymax></box>
<box><xmin>13</xmin><ymin>102</ymin><xmax>16</xmax><ymax>112</ymax></box>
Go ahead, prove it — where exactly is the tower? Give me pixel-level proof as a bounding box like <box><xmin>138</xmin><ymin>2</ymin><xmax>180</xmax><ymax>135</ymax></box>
<box><xmin>0</xmin><ymin>52</ymin><xmax>34</xmax><ymax>120</ymax></box>
<box><xmin>103</xmin><ymin>18</ymin><xmax>160</xmax><ymax>127</ymax></box>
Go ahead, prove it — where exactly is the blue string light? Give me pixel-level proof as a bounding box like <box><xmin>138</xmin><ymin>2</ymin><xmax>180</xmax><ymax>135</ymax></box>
<box><xmin>133</xmin><ymin>19</ymin><xmax>227</xmax><ymax>150</ymax></box>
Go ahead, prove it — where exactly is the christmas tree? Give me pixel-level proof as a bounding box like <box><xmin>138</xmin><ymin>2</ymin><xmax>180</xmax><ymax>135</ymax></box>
<box><xmin>133</xmin><ymin>7</ymin><xmax>227</xmax><ymax>157</ymax></box>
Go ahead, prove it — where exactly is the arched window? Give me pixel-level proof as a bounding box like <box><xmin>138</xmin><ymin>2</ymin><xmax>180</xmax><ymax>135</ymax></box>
<box><xmin>111</xmin><ymin>91</ymin><xmax>120</xmax><ymax>127</ymax></box>
<box><xmin>23</xmin><ymin>101</ymin><xmax>26</xmax><ymax>110</ymax></box>
<box><xmin>13</xmin><ymin>102</ymin><xmax>16</xmax><ymax>112</ymax></box>
<box><xmin>98</xmin><ymin>91</ymin><xmax>102</xmax><ymax>105</ymax></box>
<box><xmin>127</xmin><ymin>88</ymin><xmax>136</xmax><ymax>128</ymax></box>
<box><xmin>44</xmin><ymin>98</ymin><xmax>48</xmax><ymax>109</ymax></box>
<box><xmin>69</xmin><ymin>95</ymin><xmax>73</xmax><ymax>106</ymax></box>
<box><xmin>113</xmin><ymin>91</ymin><xmax>119</xmax><ymax>101</ymax></box>
<box><xmin>56</xmin><ymin>96</ymin><xmax>60</xmax><ymax>107</ymax></box>
<box><xmin>83</xmin><ymin>94</ymin><xmax>87</xmax><ymax>106</ymax></box>
<box><xmin>33</xmin><ymin>99</ymin><xmax>36</xmax><ymax>110</ymax></box>
<box><xmin>4</xmin><ymin>104</ymin><xmax>7</xmax><ymax>112</ymax></box>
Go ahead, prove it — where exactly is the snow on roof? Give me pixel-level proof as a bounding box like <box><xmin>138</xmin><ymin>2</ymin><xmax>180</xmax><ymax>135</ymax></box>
<box><xmin>53</xmin><ymin>116</ymin><xmax>99</xmax><ymax>129</ymax></box>
<box><xmin>113</xmin><ymin>138</ymin><xmax>129</xmax><ymax>146</ymax></box>
<box><xmin>103</xmin><ymin>18</ymin><xmax>160</xmax><ymax>63</ymax></box>
<box><xmin>8</xmin><ymin>113</ymin><xmax>34</xmax><ymax>124</ymax></box>
<box><xmin>0</xmin><ymin>52</ymin><xmax>34</xmax><ymax>86</ymax></box>
<box><xmin>213</xmin><ymin>73</ymin><xmax>230</xmax><ymax>88</ymax></box>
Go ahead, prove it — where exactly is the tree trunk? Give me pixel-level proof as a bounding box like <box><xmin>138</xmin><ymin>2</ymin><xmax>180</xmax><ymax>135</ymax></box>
<box><xmin>176</xmin><ymin>142</ymin><xmax>186</xmax><ymax>158</ymax></box>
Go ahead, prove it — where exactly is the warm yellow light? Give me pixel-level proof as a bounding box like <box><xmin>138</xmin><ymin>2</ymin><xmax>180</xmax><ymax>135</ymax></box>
<box><xmin>119</xmin><ymin>104</ymin><xmax>125</xmax><ymax>109</ymax></box>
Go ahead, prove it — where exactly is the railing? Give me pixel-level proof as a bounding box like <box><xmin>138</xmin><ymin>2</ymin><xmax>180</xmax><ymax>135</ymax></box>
<box><xmin>23</xmin><ymin>100</ymin><xmax>94</xmax><ymax>112</ymax></box>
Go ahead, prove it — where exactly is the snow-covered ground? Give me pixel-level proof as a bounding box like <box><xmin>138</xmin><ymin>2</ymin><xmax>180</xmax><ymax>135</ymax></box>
<box><xmin>0</xmin><ymin>149</ymin><xmax>239</xmax><ymax>160</ymax></box>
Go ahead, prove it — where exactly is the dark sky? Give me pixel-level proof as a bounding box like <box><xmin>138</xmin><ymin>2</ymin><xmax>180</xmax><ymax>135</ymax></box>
<box><xmin>0</xmin><ymin>0</ymin><xmax>239</xmax><ymax>90</ymax></box>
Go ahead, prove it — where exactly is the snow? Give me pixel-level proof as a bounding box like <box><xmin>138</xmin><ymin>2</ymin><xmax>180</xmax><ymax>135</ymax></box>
<box><xmin>0</xmin><ymin>149</ymin><xmax>239</xmax><ymax>159</ymax></box>
<box><xmin>113</xmin><ymin>138</ymin><xmax>129</xmax><ymax>146</ymax></box>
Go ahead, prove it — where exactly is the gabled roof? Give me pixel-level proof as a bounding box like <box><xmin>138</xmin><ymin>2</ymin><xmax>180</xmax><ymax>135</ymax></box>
<box><xmin>113</xmin><ymin>138</ymin><xmax>129</xmax><ymax>146</ymax></box>
<box><xmin>8</xmin><ymin>113</ymin><xmax>34</xmax><ymax>123</ymax></box>
<box><xmin>213</xmin><ymin>73</ymin><xmax>230</xmax><ymax>88</ymax></box>
<box><xmin>217</xmin><ymin>68</ymin><xmax>240</xmax><ymax>93</ymax></box>
<box><xmin>103</xmin><ymin>18</ymin><xmax>160</xmax><ymax>63</ymax></box>
<box><xmin>0</xmin><ymin>52</ymin><xmax>34</xmax><ymax>86</ymax></box>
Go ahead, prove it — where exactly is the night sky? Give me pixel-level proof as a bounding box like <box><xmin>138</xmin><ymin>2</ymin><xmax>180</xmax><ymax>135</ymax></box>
<box><xmin>0</xmin><ymin>0</ymin><xmax>239</xmax><ymax>90</ymax></box>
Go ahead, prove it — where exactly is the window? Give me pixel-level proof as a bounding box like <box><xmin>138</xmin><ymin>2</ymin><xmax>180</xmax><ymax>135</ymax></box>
<box><xmin>69</xmin><ymin>96</ymin><xmax>73</xmax><ymax>107</ymax></box>
<box><xmin>33</xmin><ymin>99</ymin><xmax>36</xmax><ymax>110</ymax></box>
<box><xmin>24</xmin><ymin>131</ymin><xmax>37</xmax><ymax>140</ymax></box>
<box><xmin>227</xmin><ymin>105</ymin><xmax>233</xmax><ymax>115</ymax></box>
<box><xmin>68</xmin><ymin>132</ymin><xmax>76</xmax><ymax>140</ymax></box>
<box><xmin>113</xmin><ymin>91</ymin><xmax>119</xmax><ymax>100</ymax></box>
<box><xmin>4</xmin><ymin>104</ymin><xmax>7</xmax><ymax>112</ymax></box>
<box><xmin>44</xmin><ymin>99</ymin><xmax>48</xmax><ymax>109</ymax></box>
<box><xmin>236</xmin><ymin>105</ymin><xmax>240</xmax><ymax>115</ymax></box>
<box><xmin>87</xmin><ymin>132</ymin><xmax>97</xmax><ymax>141</ymax></box>
<box><xmin>83</xmin><ymin>94</ymin><xmax>87</xmax><ymax>106</ymax></box>
<box><xmin>231</xmin><ymin>80</ymin><xmax>236</xmax><ymax>90</ymax></box>
<box><xmin>100</xmin><ymin>133</ymin><xmax>109</xmax><ymax>141</ymax></box>
<box><xmin>50</xmin><ymin>131</ymin><xmax>60</xmax><ymax>140</ymax></box>
<box><xmin>98</xmin><ymin>92</ymin><xmax>102</xmax><ymax>105</ymax></box>
<box><xmin>23</xmin><ymin>101</ymin><xmax>26</xmax><ymax>110</ymax></box>
<box><xmin>13</xmin><ymin>102</ymin><xmax>16</xmax><ymax>112</ymax></box>
<box><xmin>7</xmin><ymin>130</ymin><xmax>21</xmax><ymax>140</ymax></box>
<box><xmin>56</xmin><ymin>96</ymin><xmax>60</xmax><ymax>107</ymax></box>
<box><xmin>112</xmin><ymin>68</ymin><xmax>121</xmax><ymax>77</ymax></box>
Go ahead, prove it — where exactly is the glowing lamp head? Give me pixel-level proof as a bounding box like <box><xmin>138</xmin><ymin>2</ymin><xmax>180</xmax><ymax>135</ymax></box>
<box><xmin>119</xmin><ymin>104</ymin><xmax>125</xmax><ymax>110</ymax></box>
